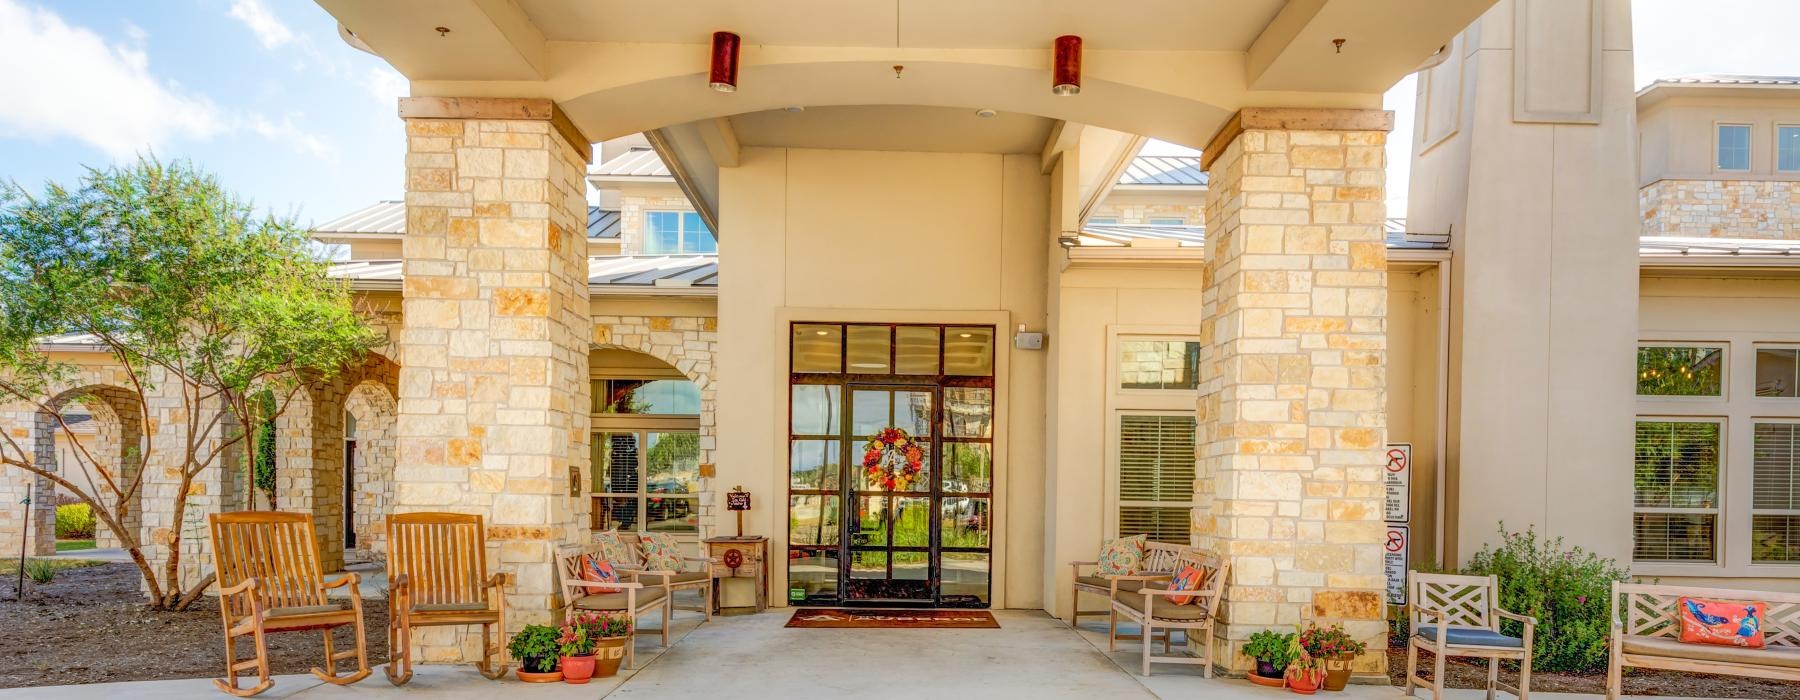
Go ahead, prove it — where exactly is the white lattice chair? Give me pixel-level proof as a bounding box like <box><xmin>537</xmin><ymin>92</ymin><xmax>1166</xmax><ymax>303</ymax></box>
<box><xmin>1405</xmin><ymin>571</ymin><xmax>1535</xmax><ymax>700</ymax></box>
<box><xmin>1608</xmin><ymin>582</ymin><xmax>1800</xmax><ymax>698</ymax></box>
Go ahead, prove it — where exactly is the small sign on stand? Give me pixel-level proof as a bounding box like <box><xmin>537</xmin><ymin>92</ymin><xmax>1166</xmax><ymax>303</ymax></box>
<box><xmin>726</xmin><ymin>486</ymin><xmax>751</xmax><ymax>537</ymax></box>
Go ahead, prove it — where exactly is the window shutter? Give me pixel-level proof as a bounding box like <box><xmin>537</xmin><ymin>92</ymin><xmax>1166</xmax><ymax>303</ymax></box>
<box><xmin>1118</xmin><ymin>414</ymin><xmax>1196</xmax><ymax>543</ymax></box>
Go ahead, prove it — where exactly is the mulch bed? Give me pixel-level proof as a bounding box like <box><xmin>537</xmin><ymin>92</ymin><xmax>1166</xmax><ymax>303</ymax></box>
<box><xmin>1384</xmin><ymin>646</ymin><xmax>1800</xmax><ymax>698</ymax></box>
<box><xmin>1</xmin><ymin>562</ymin><xmax>389</xmax><ymax>689</ymax></box>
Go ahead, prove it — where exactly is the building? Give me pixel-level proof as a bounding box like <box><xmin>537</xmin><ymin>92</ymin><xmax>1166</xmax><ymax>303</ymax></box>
<box><xmin>16</xmin><ymin>0</ymin><xmax>1800</xmax><ymax>678</ymax></box>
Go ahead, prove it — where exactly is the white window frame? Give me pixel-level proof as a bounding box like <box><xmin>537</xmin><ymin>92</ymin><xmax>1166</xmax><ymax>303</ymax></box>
<box><xmin>1715</xmin><ymin>122</ymin><xmax>1753</xmax><ymax>173</ymax></box>
<box><xmin>590</xmin><ymin>370</ymin><xmax>703</xmax><ymax>540</ymax></box>
<box><xmin>1635</xmin><ymin>341</ymin><xmax>1729</xmax><ymax>402</ymax></box>
<box><xmin>643</xmin><ymin>210</ymin><xmax>716</xmax><ymax>254</ymax></box>
<box><xmin>1104</xmin><ymin>329</ymin><xmax>1202</xmax><ymax>543</ymax></box>
<box><xmin>1778</xmin><ymin>125</ymin><xmax>1800</xmax><ymax>172</ymax></box>
<box><xmin>1631</xmin><ymin>415</ymin><xmax>1725</xmax><ymax>565</ymax></box>
<box><xmin>1749</xmin><ymin>418</ymin><xmax>1800</xmax><ymax>565</ymax></box>
<box><xmin>1753</xmin><ymin>343</ymin><xmax>1800</xmax><ymax>400</ymax></box>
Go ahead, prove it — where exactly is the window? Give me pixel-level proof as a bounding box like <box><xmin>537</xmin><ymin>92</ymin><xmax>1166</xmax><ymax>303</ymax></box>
<box><xmin>1148</xmin><ymin>217</ymin><xmax>1187</xmax><ymax>226</ymax></box>
<box><xmin>1717</xmin><ymin>124</ymin><xmax>1751</xmax><ymax>171</ymax></box>
<box><xmin>1117</xmin><ymin>414</ymin><xmax>1197</xmax><ymax>542</ymax></box>
<box><xmin>1637</xmin><ymin>345</ymin><xmax>1723</xmax><ymax>396</ymax></box>
<box><xmin>1757</xmin><ymin>346</ymin><xmax>1799</xmax><ymax>397</ymax></box>
<box><xmin>1780</xmin><ymin>126</ymin><xmax>1800</xmax><ymax>171</ymax></box>
<box><xmin>1633</xmin><ymin>420</ymin><xmax>1721</xmax><ymax>563</ymax></box>
<box><xmin>1752</xmin><ymin>422</ymin><xmax>1800</xmax><ymax>563</ymax></box>
<box><xmin>1120</xmin><ymin>340</ymin><xmax>1200</xmax><ymax>390</ymax></box>
<box><xmin>593</xmin><ymin>378</ymin><xmax>701</xmax><ymax>414</ymax></box>
<box><xmin>590</xmin><ymin>375</ymin><xmax>702</xmax><ymax>534</ymax></box>
<box><xmin>644</xmin><ymin>211</ymin><xmax>716</xmax><ymax>254</ymax></box>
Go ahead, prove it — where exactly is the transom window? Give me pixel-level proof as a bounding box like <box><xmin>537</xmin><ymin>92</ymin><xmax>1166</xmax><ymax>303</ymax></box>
<box><xmin>1636</xmin><ymin>345</ymin><xmax>1723</xmax><ymax>397</ymax></box>
<box><xmin>1119</xmin><ymin>339</ymin><xmax>1201</xmax><ymax>390</ymax></box>
<box><xmin>1717</xmin><ymin>124</ymin><xmax>1751</xmax><ymax>171</ymax></box>
<box><xmin>644</xmin><ymin>210</ymin><xmax>717</xmax><ymax>254</ymax></box>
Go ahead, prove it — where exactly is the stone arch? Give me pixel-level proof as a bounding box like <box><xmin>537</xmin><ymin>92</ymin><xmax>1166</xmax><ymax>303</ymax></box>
<box><xmin>343</xmin><ymin>379</ymin><xmax>397</xmax><ymax>563</ymax></box>
<box><xmin>591</xmin><ymin>314</ymin><xmax>718</xmax><ymax>536</ymax></box>
<box><xmin>0</xmin><ymin>379</ymin><xmax>145</xmax><ymax>556</ymax></box>
<box><xmin>275</xmin><ymin>352</ymin><xmax>400</xmax><ymax>572</ymax></box>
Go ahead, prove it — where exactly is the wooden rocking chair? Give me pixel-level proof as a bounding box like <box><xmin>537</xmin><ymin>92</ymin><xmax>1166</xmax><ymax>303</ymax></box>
<box><xmin>207</xmin><ymin>512</ymin><xmax>371</xmax><ymax>697</ymax></box>
<box><xmin>385</xmin><ymin>512</ymin><xmax>510</xmax><ymax>685</ymax></box>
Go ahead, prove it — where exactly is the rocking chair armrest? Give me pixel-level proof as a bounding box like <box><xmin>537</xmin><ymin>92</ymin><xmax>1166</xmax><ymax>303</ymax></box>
<box><xmin>322</xmin><ymin>572</ymin><xmax>361</xmax><ymax>590</ymax></box>
<box><xmin>486</xmin><ymin>572</ymin><xmax>511</xmax><ymax>589</ymax></box>
<box><xmin>219</xmin><ymin>577</ymin><xmax>260</xmax><ymax>597</ymax></box>
<box><xmin>389</xmin><ymin>573</ymin><xmax>410</xmax><ymax>591</ymax></box>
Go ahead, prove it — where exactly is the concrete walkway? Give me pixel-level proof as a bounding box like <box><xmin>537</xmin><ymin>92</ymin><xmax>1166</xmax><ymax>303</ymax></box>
<box><xmin>0</xmin><ymin>609</ymin><xmax>1732</xmax><ymax>699</ymax></box>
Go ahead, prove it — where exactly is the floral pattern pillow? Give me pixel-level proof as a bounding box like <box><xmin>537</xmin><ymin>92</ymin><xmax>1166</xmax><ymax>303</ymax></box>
<box><xmin>593</xmin><ymin>530</ymin><xmax>637</xmax><ymax>567</ymax></box>
<box><xmin>1096</xmin><ymin>535</ymin><xmax>1147</xmax><ymax>577</ymax></box>
<box><xmin>639</xmin><ymin>532</ymin><xmax>685</xmax><ymax>573</ymax></box>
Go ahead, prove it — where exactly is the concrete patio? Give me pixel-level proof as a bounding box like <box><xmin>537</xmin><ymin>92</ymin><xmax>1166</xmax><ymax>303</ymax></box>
<box><xmin>0</xmin><ymin>609</ymin><xmax>1722</xmax><ymax>699</ymax></box>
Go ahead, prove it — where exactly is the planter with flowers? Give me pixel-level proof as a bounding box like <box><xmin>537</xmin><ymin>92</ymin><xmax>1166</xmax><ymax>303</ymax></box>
<box><xmin>1297</xmin><ymin>623</ymin><xmax>1368</xmax><ymax>691</ymax></box>
<box><xmin>507</xmin><ymin>624</ymin><xmax>562</xmax><ymax>683</ymax></box>
<box><xmin>587</xmin><ymin>613</ymin><xmax>634</xmax><ymax>678</ymax></box>
<box><xmin>1286</xmin><ymin>659</ymin><xmax>1325</xmax><ymax>695</ymax></box>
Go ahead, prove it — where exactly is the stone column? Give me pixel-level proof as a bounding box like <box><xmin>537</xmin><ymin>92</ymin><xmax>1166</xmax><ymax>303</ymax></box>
<box><xmin>1197</xmin><ymin>108</ymin><xmax>1393</xmax><ymax>678</ymax></box>
<box><xmin>396</xmin><ymin>97</ymin><xmax>592</xmax><ymax>662</ymax></box>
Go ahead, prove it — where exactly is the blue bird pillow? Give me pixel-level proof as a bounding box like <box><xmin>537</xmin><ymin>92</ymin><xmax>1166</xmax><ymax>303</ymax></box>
<box><xmin>1679</xmin><ymin>597</ymin><xmax>1766</xmax><ymax>648</ymax></box>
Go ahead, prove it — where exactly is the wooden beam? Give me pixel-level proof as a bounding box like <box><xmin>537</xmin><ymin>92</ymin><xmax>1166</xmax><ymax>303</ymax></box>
<box><xmin>1199</xmin><ymin>107</ymin><xmax>1393</xmax><ymax>170</ymax></box>
<box><xmin>397</xmin><ymin>97</ymin><xmax>592</xmax><ymax>162</ymax></box>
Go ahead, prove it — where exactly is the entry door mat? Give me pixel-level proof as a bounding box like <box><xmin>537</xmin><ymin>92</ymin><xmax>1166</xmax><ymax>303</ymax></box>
<box><xmin>785</xmin><ymin>608</ymin><xmax>1000</xmax><ymax>629</ymax></box>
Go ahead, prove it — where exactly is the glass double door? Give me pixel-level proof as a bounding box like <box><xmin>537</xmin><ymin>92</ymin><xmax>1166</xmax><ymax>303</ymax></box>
<box><xmin>788</xmin><ymin>382</ymin><xmax>993</xmax><ymax>607</ymax></box>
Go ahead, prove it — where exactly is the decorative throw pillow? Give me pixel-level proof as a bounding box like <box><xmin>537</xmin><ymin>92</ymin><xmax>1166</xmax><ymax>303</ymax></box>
<box><xmin>578</xmin><ymin>554</ymin><xmax>621</xmax><ymax>594</ymax></box>
<box><xmin>639</xmin><ymin>532</ymin><xmax>685</xmax><ymax>572</ymax></box>
<box><xmin>1165</xmin><ymin>564</ymin><xmax>1209</xmax><ymax>606</ymax></box>
<box><xmin>1096</xmin><ymin>535</ymin><xmax>1148</xmax><ymax>577</ymax></box>
<box><xmin>593</xmin><ymin>530</ymin><xmax>636</xmax><ymax>567</ymax></box>
<box><xmin>1679</xmin><ymin>597</ymin><xmax>1766</xmax><ymax>648</ymax></box>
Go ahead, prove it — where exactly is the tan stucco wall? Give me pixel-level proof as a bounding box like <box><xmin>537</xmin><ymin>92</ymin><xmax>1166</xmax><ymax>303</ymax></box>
<box><xmin>716</xmin><ymin>146</ymin><xmax>1048</xmax><ymax>609</ymax></box>
<box><xmin>1640</xmin><ymin>96</ymin><xmax>1800</xmax><ymax>186</ymax></box>
<box><xmin>1387</xmin><ymin>266</ymin><xmax>1445</xmax><ymax>569</ymax></box>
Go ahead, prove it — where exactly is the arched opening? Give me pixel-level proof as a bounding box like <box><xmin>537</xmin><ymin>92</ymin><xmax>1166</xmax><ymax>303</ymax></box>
<box><xmin>29</xmin><ymin>385</ymin><xmax>144</xmax><ymax>554</ymax></box>
<box><xmin>273</xmin><ymin>353</ymin><xmax>400</xmax><ymax>572</ymax></box>
<box><xmin>343</xmin><ymin>380</ymin><xmax>397</xmax><ymax>563</ymax></box>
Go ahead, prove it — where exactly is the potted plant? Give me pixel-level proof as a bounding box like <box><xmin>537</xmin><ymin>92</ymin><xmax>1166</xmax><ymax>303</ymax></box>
<box><xmin>1286</xmin><ymin>657</ymin><xmax>1325</xmax><ymax>695</ymax></box>
<box><xmin>586</xmin><ymin>612</ymin><xmax>634</xmax><ymax>679</ymax></box>
<box><xmin>557</xmin><ymin>619</ymin><xmax>598</xmax><ymax>684</ymax></box>
<box><xmin>1243</xmin><ymin>630</ymin><xmax>1297</xmax><ymax>687</ymax></box>
<box><xmin>1297</xmin><ymin>623</ymin><xmax>1368</xmax><ymax>691</ymax></box>
<box><xmin>508</xmin><ymin>624</ymin><xmax>562</xmax><ymax>683</ymax></box>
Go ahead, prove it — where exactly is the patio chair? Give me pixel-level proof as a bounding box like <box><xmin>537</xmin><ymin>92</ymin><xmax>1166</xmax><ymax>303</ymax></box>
<box><xmin>1406</xmin><ymin>570</ymin><xmax>1536</xmax><ymax>700</ymax></box>
<box><xmin>614</xmin><ymin>532</ymin><xmax>714</xmax><ymax>621</ymax></box>
<box><xmin>1108</xmin><ymin>548</ymin><xmax>1228</xmax><ymax>676</ymax></box>
<box><xmin>559</xmin><ymin>546</ymin><xmax>672</xmax><ymax>669</ymax></box>
<box><xmin>384</xmin><ymin>512</ymin><xmax>510</xmax><ymax>685</ymax></box>
<box><xmin>207</xmin><ymin>511</ymin><xmax>371</xmax><ymax>697</ymax></box>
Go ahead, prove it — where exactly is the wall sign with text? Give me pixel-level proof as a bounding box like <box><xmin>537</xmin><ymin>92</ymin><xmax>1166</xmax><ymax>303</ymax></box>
<box><xmin>1383</xmin><ymin>443</ymin><xmax>1411</xmax><ymax>523</ymax></box>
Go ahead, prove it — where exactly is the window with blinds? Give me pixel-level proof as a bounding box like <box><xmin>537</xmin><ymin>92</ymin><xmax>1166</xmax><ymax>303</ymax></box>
<box><xmin>1118</xmin><ymin>414</ymin><xmax>1196</xmax><ymax>543</ymax></box>
<box><xmin>1633</xmin><ymin>420</ymin><xmax>1720</xmax><ymax>562</ymax></box>
<box><xmin>1753</xmin><ymin>422</ymin><xmax>1800</xmax><ymax>563</ymax></box>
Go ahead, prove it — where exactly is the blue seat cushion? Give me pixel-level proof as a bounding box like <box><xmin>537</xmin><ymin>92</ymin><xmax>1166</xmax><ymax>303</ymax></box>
<box><xmin>1415</xmin><ymin>625</ymin><xmax>1524</xmax><ymax>649</ymax></box>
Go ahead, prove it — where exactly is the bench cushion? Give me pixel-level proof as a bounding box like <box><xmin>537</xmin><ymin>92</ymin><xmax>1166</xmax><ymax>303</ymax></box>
<box><xmin>1622</xmin><ymin>635</ymin><xmax>1800</xmax><ymax>670</ymax></box>
<box><xmin>1116</xmin><ymin>592</ymin><xmax>1210</xmax><ymax>621</ymax></box>
<box><xmin>1074</xmin><ymin>575</ymin><xmax>1150</xmax><ymax>593</ymax></box>
<box><xmin>1416</xmin><ymin>625</ymin><xmax>1524</xmax><ymax>649</ymax></box>
<box><xmin>573</xmin><ymin>585</ymin><xmax>667</xmax><ymax>611</ymax></box>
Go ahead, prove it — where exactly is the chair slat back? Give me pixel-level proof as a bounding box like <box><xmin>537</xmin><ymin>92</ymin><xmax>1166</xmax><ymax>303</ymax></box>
<box><xmin>387</xmin><ymin>512</ymin><xmax>489</xmax><ymax>607</ymax></box>
<box><xmin>209</xmin><ymin>511</ymin><xmax>327</xmax><ymax>618</ymax></box>
<box><xmin>1408</xmin><ymin>571</ymin><xmax>1494</xmax><ymax>630</ymax></box>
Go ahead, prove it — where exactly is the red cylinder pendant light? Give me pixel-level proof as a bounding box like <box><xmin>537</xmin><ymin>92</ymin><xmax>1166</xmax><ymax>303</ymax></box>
<box><xmin>1052</xmin><ymin>35</ymin><xmax>1082</xmax><ymax>96</ymax></box>
<box><xmin>710</xmin><ymin>31</ymin><xmax>741</xmax><ymax>93</ymax></box>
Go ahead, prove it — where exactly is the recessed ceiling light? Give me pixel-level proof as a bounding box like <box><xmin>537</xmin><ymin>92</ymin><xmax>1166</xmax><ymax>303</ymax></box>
<box><xmin>975</xmin><ymin>109</ymin><xmax>997</xmax><ymax>119</ymax></box>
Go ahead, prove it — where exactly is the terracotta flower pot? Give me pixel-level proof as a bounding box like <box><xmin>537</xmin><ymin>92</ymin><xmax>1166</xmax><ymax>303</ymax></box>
<box><xmin>560</xmin><ymin>654</ymin><xmax>597</xmax><ymax>684</ymax></box>
<box><xmin>1247</xmin><ymin>670</ymin><xmax>1286</xmax><ymax>688</ymax></box>
<box><xmin>592</xmin><ymin>635</ymin><xmax>630</xmax><ymax>678</ymax></box>
<box><xmin>1322</xmin><ymin>653</ymin><xmax>1354</xmax><ymax>691</ymax></box>
<box><xmin>515</xmin><ymin>662</ymin><xmax>562</xmax><ymax>683</ymax></box>
<box><xmin>1287</xmin><ymin>669</ymin><xmax>1322</xmax><ymax>695</ymax></box>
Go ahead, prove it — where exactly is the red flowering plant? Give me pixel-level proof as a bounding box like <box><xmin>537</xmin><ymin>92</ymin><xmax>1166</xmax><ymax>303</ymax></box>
<box><xmin>1297</xmin><ymin>622</ymin><xmax>1367</xmax><ymax>659</ymax></box>
<box><xmin>861</xmin><ymin>427</ymin><xmax>925</xmax><ymax>491</ymax></box>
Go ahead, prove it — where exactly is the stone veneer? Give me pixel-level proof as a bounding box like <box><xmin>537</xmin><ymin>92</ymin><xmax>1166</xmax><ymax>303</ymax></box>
<box><xmin>1641</xmin><ymin>178</ymin><xmax>1800</xmax><ymax>239</ymax></box>
<box><xmin>592</xmin><ymin>313</ymin><xmax>719</xmax><ymax>535</ymax></box>
<box><xmin>275</xmin><ymin>353</ymin><xmax>399</xmax><ymax>572</ymax></box>
<box><xmin>1197</xmin><ymin>108</ymin><xmax>1392</xmax><ymax>677</ymax></box>
<box><xmin>397</xmin><ymin>97</ymin><xmax>593</xmax><ymax>662</ymax></box>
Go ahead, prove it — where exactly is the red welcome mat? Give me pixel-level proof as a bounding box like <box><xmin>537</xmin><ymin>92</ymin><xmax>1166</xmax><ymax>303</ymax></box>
<box><xmin>785</xmin><ymin>608</ymin><xmax>999</xmax><ymax>629</ymax></box>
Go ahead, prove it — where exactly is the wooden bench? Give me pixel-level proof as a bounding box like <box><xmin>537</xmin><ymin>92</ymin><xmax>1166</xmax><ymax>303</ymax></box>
<box><xmin>558</xmin><ymin>544</ymin><xmax>671</xmax><ymax>670</ymax></box>
<box><xmin>606</xmin><ymin>532</ymin><xmax>716</xmax><ymax>621</ymax></box>
<box><xmin>1609</xmin><ymin>582</ymin><xmax>1800</xmax><ymax>699</ymax></box>
<box><xmin>1108</xmin><ymin>548</ymin><xmax>1227</xmax><ymax>677</ymax></box>
<box><xmin>1068</xmin><ymin>540</ymin><xmax>1186</xmax><ymax>628</ymax></box>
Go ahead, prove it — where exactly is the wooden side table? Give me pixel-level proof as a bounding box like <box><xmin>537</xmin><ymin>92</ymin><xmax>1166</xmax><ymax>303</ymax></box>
<box><xmin>703</xmin><ymin>536</ymin><xmax>768</xmax><ymax>613</ymax></box>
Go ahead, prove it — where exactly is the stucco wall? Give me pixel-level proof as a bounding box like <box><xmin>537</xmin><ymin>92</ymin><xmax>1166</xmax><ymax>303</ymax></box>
<box><xmin>717</xmin><ymin>146</ymin><xmax>1049</xmax><ymax>608</ymax></box>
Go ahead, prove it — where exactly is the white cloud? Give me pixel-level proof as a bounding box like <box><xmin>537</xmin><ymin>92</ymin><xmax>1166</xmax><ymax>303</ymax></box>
<box><xmin>361</xmin><ymin>67</ymin><xmax>408</xmax><ymax>108</ymax></box>
<box><xmin>228</xmin><ymin>0</ymin><xmax>295</xmax><ymax>50</ymax></box>
<box><xmin>0</xmin><ymin>0</ymin><xmax>225</xmax><ymax>158</ymax></box>
<box><xmin>247</xmin><ymin>114</ymin><xmax>337</xmax><ymax>163</ymax></box>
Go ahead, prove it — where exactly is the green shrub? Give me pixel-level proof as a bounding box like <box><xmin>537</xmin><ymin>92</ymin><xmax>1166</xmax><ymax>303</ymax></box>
<box><xmin>23</xmin><ymin>559</ymin><xmax>58</xmax><ymax>584</ymax></box>
<box><xmin>54</xmin><ymin>503</ymin><xmax>96</xmax><ymax>539</ymax></box>
<box><xmin>1462</xmin><ymin>525</ymin><xmax>1628</xmax><ymax>672</ymax></box>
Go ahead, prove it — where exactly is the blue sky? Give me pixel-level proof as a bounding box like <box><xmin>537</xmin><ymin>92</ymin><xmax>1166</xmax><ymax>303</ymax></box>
<box><xmin>0</xmin><ymin>0</ymin><xmax>404</xmax><ymax>225</ymax></box>
<box><xmin>4</xmin><ymin>1</ymin><xmax>1800</xmax><ymax>223</ymax></box>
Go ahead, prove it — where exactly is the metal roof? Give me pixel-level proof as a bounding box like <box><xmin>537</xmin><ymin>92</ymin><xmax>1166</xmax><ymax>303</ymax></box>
<box><xmin>328</xmin><ymin>255</ymin><xmax>719</xmax><ymax>294</ymax></box>
<box><xmin>1649</xmin><ymin>74</ymin><xmax>1800</xmax><ymax>87</ymax></box>
<box><xmin>1118</xmin><ymin>156</ymin><xmax>1207</xmax><ymax>187</ymax></box>
<box><xmin>312</xmin><ymin>201</ymin><xmax>622</xmax><ymax>239</ymax></box>
<box><xmin>1639</xmin><ymin>236</ymin><xmax>1800</xmax><ymax>259</ymax></box>
<box><xmin>589</xmin><ymin>148</ymin><xmax>672</xmax><ymax>179</ymax></box>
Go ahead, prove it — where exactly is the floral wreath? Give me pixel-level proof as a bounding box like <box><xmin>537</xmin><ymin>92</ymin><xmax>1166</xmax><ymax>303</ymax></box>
<box><xmin>861</xmin><ymin>427</ymin><xmax>925</xmax><ymax>491</ymax></box>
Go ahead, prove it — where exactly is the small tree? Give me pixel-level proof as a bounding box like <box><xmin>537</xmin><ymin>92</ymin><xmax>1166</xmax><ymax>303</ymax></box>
<box><xmin>0</xmin><ymin>158</ymin><xmax>380</xmax><ymax>609</ymax></box>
